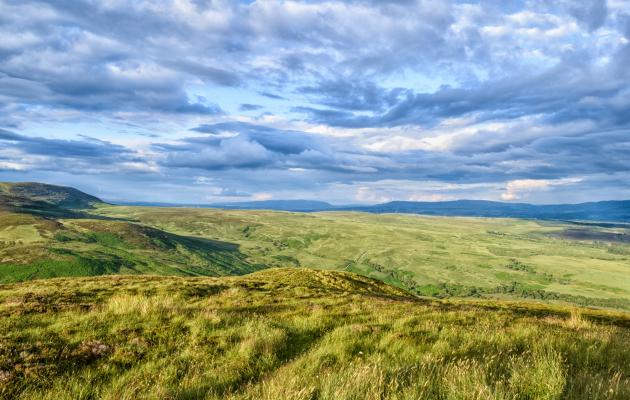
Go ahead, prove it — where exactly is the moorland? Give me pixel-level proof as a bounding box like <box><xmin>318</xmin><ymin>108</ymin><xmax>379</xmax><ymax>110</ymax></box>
<box><xmin>2</xmin><ymin>182</ymin><xmax>629</xmax><ymax>309</ymax></box>
<box><xmin>0</xmin><ymin>182</ymin><xmax>629</xmax><ymax>399</ymax></box>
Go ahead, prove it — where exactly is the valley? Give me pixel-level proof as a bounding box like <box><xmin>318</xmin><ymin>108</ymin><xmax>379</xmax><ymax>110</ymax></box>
<box><xmin>1</xmin><ymin>183</ymin><xmax>629</xmax><ymax>310</ymax></box>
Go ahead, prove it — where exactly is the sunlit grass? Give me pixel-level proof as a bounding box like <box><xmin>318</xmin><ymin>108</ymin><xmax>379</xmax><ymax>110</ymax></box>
<box><xmin>0</xmin><ymin>268</ymin><xmax>627</xmax><ymax>399</ymax></box>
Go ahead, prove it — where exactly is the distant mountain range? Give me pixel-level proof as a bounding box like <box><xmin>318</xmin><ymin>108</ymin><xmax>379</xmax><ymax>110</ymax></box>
<box><xmin>208</xmin><ymin>199</ymin><xmax>630</xmax><ymax>223</ymax></box>
<box><xmin>2</xmin><ymin>182</ymin><xmax>629</xmax><ymax>222</ymax></box>
<box><xmin>338</xmin><ymin>200</ymin><xmax>630</xmax><ymax>223</ymax></box>
<box><xmin>117</xmin><ymin>199</ymin><xmax>338</xmax><ymax>211</ymax></box>
<box><xmin>118</xmin><ymin>197</ymin><xmax>630</xmax><ymax>223</ymax></box>
<box><xmin>210</xmin><ymin>200</ymin><xmax>336</xmax><ymax>212</ymax></box>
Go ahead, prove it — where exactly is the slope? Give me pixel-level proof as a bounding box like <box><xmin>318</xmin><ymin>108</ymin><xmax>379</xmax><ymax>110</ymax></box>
<box><xmin>0</xmin><ymin>268</ymin><xmax>627</xmax><ymax>399</ymax></box>
<box><xmin>0</xmin><ymin>182</ymin><xmax>103</xmax><ymax>209</ymax></box>
<box><xmin>0</xmin><ymin>202</ymin><xmax>259</xmax><ymax>283</ymax></box>
<box><xmin>95</xmin><ymin>205</ymin><xmax>630</xmax><ymax>310</ymax></box>
<box><xmin>2</xmin><ymin>182</ymin><xmax>630</xmax><ymax>310</ymax></box>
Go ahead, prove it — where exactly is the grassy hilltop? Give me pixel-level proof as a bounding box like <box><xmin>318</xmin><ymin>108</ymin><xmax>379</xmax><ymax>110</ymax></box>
<box><xmin>0</xmin><ymin>269</ymin><xmax>628</xmax><ymax>399</ymax></box>
<box><xmin>0</xmin><ymin>182</ymin><xmax>101</xmax><ymax>208</ymax></box>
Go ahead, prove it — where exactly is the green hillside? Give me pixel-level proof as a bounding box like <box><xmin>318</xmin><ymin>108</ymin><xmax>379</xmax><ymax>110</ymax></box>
<box><xmin>0</xmin><ymin>182</ymin><xmax>103</xmax><ymax>210</ymax></box>
<box><xmin>1</xmin><ymin>182</ymin><xmax>630</xmax><ymax>310</ymax></box>
<box><xmin>94</xmin><ymin>205</ymin><xmax>630</xmax><ymax>310</ymax></box>
<box><xmin>0</xmin><ymin>268</ymin><xmax>627</xmax><ymax>399</ymax></box>
<box><xmin>0</xmin><ymin>211</ymin><xmax>256</xmax><ymax>283</ymax></box>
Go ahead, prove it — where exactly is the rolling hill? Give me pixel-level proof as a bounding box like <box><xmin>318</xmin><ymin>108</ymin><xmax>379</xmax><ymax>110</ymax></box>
<box><xmin>0</xmin><ymin>268</ymin><xmax>627</xmax><ymax>399</ymax></box>
<box><xmin>2</xmin><ymin>182</ymin><xmax>630</xmax><ymax>311</ymax></box>
<box><xmin>0</xmin><ymin>182</ymin><xmax>105</xmax><ymax>219</ymax></box>
<box><xmin>0</xmin><ymin>183</ymin><xmax>258</xmax><ymax>282</ymax></box>
<box><xmin>94</xmin><ymin>205</ymin><xmax>630</xmax><ymax>310</ymax></box>
<box><xmin>0</xmin><ymin>182</ymin><xmax>103</xmax><ymax>209</ymax></box>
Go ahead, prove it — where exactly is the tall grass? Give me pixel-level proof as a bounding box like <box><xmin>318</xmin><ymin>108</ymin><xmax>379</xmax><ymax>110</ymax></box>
<box><xmin>0</xmin><ymin>269</ymin><xmax>627</xmax><ymax>399</ymax></box>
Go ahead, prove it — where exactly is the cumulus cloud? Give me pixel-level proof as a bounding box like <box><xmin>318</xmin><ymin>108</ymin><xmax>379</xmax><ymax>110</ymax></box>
<box><xmin>0</xmin><ymin>0</ymin><xmax>629</xmax><ymax>203</ymax></box>
<box><xmin>501</xmin><ymin>178</ymin><xmax>583</xmax><ymax>201</ymax></box>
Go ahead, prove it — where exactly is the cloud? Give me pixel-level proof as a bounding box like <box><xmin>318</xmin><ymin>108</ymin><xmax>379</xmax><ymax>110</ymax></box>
<box><xmin>163</xmin><ymin>122</ymin><xmax>390</xmax><ymax>174</ymax></box>
<box><xmin>567</xmin><ymin>0</ymin><xmax>608</xmax><ymax>31</ymax></box>
<box><xmin>239</xmin><ymin>103</ymin><xmax>264</xmax><ymax>111</ymax></box>
<box><xmin>501</xmin><ymin>178</ymin><xmax>582</xmax><ymax>201</ymax></box>
<box><xmin>1</xmin><ymin>0</ymin><xmax>629</xmax><ymax>204</ymax></box>
<box><xmin>0</xmin><ymin>161</ymin><xmax>27</xmax><ymax>171</ymax></box>
<box><xmin>165</xmin><ymin>134</ymin><xmax>273</xmax><ymax>170</ymax></box>
<box><xmin>259</xmin><ymin>91</ymin><xmax>285</xmax><ymax>100</ymax></box>
<box><xmin>297</xmin><ymin>80</ymin><xmax>407</xmax><ymax>111</ymax></box>
<box><xmin>0</xmin><ymin>128</ymin><xmax>131</xmax><ymax>159</ymax></box>
<box><xmin>2</xmin><ymin>1</ymin><xmax>628</xmax><ymax>131</ymax></box>
<box><xmin>188</xmin><ymin>122</ymin><xmax>322</xmax><ymax>155</ymax></box>
<box><xmin>0</xmin><ymin>128</ymin><xmax>147</xmax><ymax>174</ymax></box>
<box><xmin>163</xmin><ymin>60</ymin><xmax>242</xmax><ymax>87</ymax></box>
<box><xmin>252</xmin><ymin>192</ymin><xmax>273</xmax><ymax>201</ymax></box>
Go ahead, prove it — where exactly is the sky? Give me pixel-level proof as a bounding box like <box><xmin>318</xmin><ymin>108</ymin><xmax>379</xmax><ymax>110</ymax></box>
<box><xmin>1</xmin><ymin>0</ymin><xmax>630</xmax><ymax>204</ymax></box>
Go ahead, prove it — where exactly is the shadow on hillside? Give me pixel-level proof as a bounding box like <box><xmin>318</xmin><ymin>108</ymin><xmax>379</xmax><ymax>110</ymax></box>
<box><xmin>548</xmin><ymin>228</ymin><xmax>630</xmax><ymax>243</ymax></box>
<box><xmin>166</xmin><ymin>229</ymin><xmax>242</xmax><ymax>252</ymax></box>
<box><xmin>3</xmin><ymin>200</ymin><xmax>249</xmax><ymax>256</ymax></box>
<box><xmin>0</xmin><ymin>198</ymin><xmax>155</xmax><ymax>226</ymax></box>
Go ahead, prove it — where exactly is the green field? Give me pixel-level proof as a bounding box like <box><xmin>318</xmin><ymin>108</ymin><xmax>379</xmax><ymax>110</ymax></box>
<box><xmin>1</xmin><ymin>194</ymin><xmax>629</xmax><ymax>309</ymax></box>
<box><xmin>90</xmin><ymin>205</ymin><xmax>630</xmax><ymax>309</ymax></box>
<box><xmin>0</xmin><ymin>269</ymin><xmax>628</xmax><ymax>399</ymax></box>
